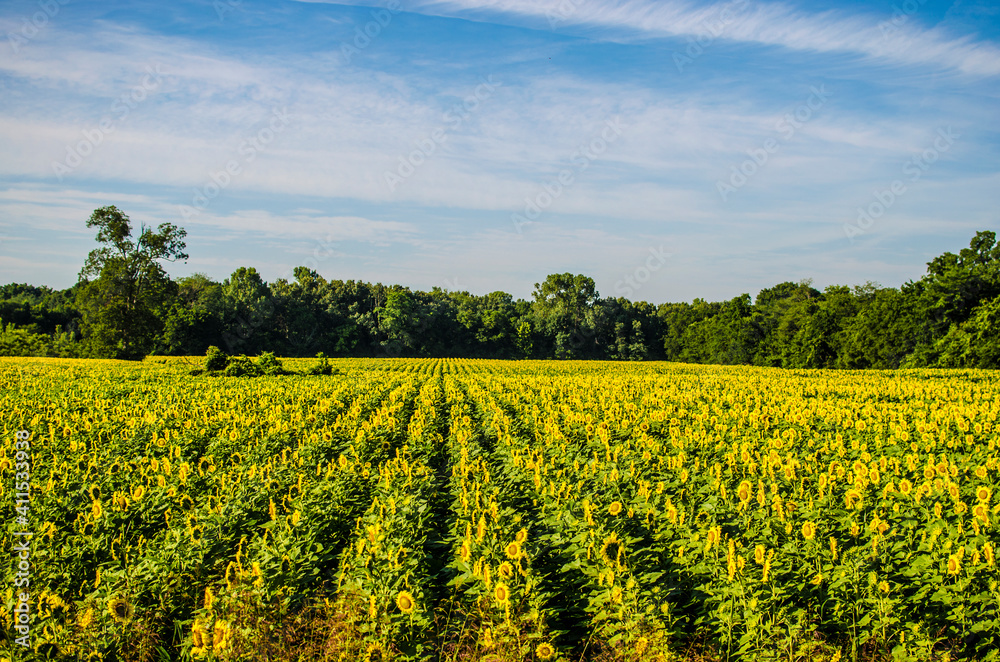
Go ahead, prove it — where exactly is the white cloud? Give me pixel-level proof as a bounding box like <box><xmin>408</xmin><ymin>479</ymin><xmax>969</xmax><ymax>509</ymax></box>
<box><xmin>294</xmin><ymin>0</ymin><xmax>1000</xmax><ymax>77</ymax></box>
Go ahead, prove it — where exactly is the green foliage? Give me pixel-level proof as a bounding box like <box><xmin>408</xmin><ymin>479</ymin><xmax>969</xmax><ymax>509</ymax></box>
<box><xmin>204</xmin><ymin>345</ymin><xmax>228</xmax><ymax>371</ymax></box>
<box><xmin>6</xmin><ymin>227</ymin><xmax>1000</xmax><ymax>367</ymax></box>
<box><xmin>256</xmin><ymin>351</ymin><xmax>285</xmax><ymax>375</ymax></box>
<box><xmin>224</xmin><ymin>354</ymin><xmax>262</xmax><ymax>377</ymax></box>
<box><xmin>76</xmin><ymin>206</ymin><xmax>188</xmax><ymax>360</ymax></box>
<box><xmin>306</xmin><ymin>352</ymin><xmax>339</xmax><ymax>375</ymax></box>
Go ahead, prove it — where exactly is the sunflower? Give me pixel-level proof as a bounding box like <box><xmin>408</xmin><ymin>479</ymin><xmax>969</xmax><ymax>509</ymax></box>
<box><xmin>754</xmin><ymin>544</ymin><xmax>765</xmax><ymax>565</ymax></box>
<box><xmin>213</xmin><ymin>620</ymin><xmax>231</xmax><ymax>650</ymax></box>
<box><xmin>977</xmin><ymin>486</ymin><xmax>992</xmax><ymax>503</ymax></box>
<box><xmin>365</xmin><ymin>642</ymin><xmax>387</xmax><ymax>662</ymax></box>
<box><xmin>899</xmin><ymin>479</ymin><xmax>912</xmax><ymax>496</ymax></box>
<box><xmin>107</xmin><ymin>597</ymin><xmax>133</xmax><ymax>622</ymax></box>
<box><xmin>737</xmin><ymin>480</ymin><xmax>752</xmax><ymax>503</ymax></box>
<box><xmin>634</xmin><ymin>637</ymin><xmax>649</xmax><ymax>656</ymax></box>
<box><xmin>191</xmin><ymin>619</ymin><xmax>210</xmax><ymax>656</ymax></box>
<box><xmin>948</xmin><ymin>554</ymin><xmax>961</xmax><ymax>575</ymax></box>
<box><xmin>600</xmin><ymin>533</ymin><xmax>622</xmax><ymax>566</ymax></box>
<box><xmin>396</xmin><ymin>591</ymin><xmax>416</xmax><ymax>614</ymax></box>
<box><xmin>459</xmin><ymin>541</ymin><xmax>472</xmax><ymax>562</ymax></box>
<box><xmin>801</xmin><ymin>521</ymin><xmax>816</xmax><ymax>541</ymax></box>
<box><xmin>498</xmin><ymin>561</ymin><xmax>514</xmax><ymax>579</ymax></box>
<box><xmin>878</xmin><ymin>580</ymin><xmax>890</xmax><ymax>594</ymax></box>
<box><xmin>493</xmin><ymin>582</ymin><xmax>510</xmax><ymax>604</ymax></box>
<box><xmin>78</xmin><ymin>607</ymin><xmax>94</xmax><ymax>629</ymax></box>
<box><xmin>505</xmin><ymin>540</ymin><xmax>522</xmax><ymax>560</ymax></box>
<box><xmin>608</xmin><ymin>501</ymin><xmax>623</xmax><ymax>516</ymax></box>
<box><xmin>535</xmin><ymin>642</ymin><xmax>556</xmax><ymax>660</ymax></box>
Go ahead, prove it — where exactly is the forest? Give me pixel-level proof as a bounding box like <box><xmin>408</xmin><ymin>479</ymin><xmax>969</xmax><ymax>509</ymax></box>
<box><xmin>2</xmin><ymin>207</ymin><xmax>999</xmax><ymax>369</ymax></box>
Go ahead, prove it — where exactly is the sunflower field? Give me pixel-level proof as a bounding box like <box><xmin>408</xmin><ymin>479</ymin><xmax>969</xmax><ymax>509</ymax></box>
<box><xmin>2</xmin><ymin>357</ymin><xmax>1000</xmax><ymax>661</ymax></box>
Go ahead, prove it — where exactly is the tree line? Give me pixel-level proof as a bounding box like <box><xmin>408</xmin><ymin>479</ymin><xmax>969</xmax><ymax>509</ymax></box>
<box><xmin>2</xmin><ymin>206</ymin><xmax>999</xmax><ymax>368</ymax></box>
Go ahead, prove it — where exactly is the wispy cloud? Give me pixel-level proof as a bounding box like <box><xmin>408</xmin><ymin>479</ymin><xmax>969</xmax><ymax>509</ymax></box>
<box><xmin>295</xmin><ymin>0</ymin><xmax>1000</xmax><ymax>77</ymax></box>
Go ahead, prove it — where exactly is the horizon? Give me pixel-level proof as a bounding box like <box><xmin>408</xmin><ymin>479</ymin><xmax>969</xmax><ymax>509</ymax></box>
<box><xmin>1</xmin><ymin>0</ymin><xmax>998</xmax><ymax>303</ymax></box>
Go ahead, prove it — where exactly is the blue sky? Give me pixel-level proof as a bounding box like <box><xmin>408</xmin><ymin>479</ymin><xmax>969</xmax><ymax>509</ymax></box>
<box><xmin>0</xmin><ymin>0</ymin><xmax>997</xmax><ymax>303</ymax></box>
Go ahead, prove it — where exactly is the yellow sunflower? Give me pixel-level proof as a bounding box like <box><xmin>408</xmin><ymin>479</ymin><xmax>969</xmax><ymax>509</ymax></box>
<box><xmin>600</xmin><ymin>533</ymin><xmax>622</xmax><ymax>566</ymax></box>
<box><xmin>213</xmin><ymin>620</ymin><xmax>231</xmax><ymax>650</ymax></box>
<box><xmin>608</xmin><ymin>501</ymin><xmax>623</xmax><ymax>516</ymax></box>
<box><xmin>107</xmin><ymin>597</ymin><xmax>133</xmax><ymax>622</ymax></box>
<box><xmin>396</xmin><ymin>591</ymin><xmax>416</xmax><ymax>614</ymax></box>
<box><xmin>535</xmin><ymin>642</ymin><xmax>556</xmax><ymax>660</ymax></box>
<box><xmin>801</xmin><ymin>521</ymin><xmax>816</xmax><ymax>541</ymax></box>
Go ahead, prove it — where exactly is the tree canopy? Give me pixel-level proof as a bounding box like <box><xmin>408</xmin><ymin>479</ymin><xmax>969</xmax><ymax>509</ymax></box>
<box><xmin>2</xmin><ymin>211</ymin><xmax>998</xmax><ymax>368</ymax></box>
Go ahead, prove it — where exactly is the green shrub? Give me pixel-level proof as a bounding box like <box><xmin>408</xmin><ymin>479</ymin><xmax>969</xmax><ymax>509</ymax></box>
<box><xmin>256</xmin><ymin>351</ymin><xmax>284</xmax><ymax>376</ymax></box>
<box><xmin>307</xmin><ymin>352</ymin><xmax>334</xmax><ymax>375</ymax></box>
<box><xmin>205</xmin><ymin>345</ymin><xmax>228</xmax><ymax>371</ymax></box>
<box><xmin>224</xmin><ymin>355</ymin><xmax>261</xmax><ymax>377</ymax></box>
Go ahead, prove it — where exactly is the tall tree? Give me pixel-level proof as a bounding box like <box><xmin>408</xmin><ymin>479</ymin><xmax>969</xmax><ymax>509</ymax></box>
<box><xmin>532</xmin><ymin>273</ymin><xmax>598</xmax><ymax>357</ymax></box>
<box><xmin>76</xmin><ymin>206</ymin><xmax>187</xmax><ymax>360</ymax></box>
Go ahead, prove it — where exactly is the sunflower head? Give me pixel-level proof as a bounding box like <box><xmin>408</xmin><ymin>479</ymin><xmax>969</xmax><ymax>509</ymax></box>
<box><xmin>608</xmin><ymin>501</ymin><xmax>623</xmax><ymax>516</ymax></box>
<box><xmin>801</xmin><ymin>521</ymin><xmax>816</xmax><ymax>541</ymax></box>
<box><xmin>493</xmin><ymin>582</ymin><xmax>510</xmax><ymax>604</ymax></box>
<box><xmin>107</xmin><ymin>597</ymin><xmax>134</xmax><ymax>622</ymax></box>
<box><xmin>737</xmin><ymin>481</ymin><xmax>752</xmax><ymax>503</ymax></box>
<box><xmin>396</xmin><ymin>591</ymin><xmax>416</xmax><ymax>614</ymax></box>
<box><xmin>535</xmin><ymin>642</ymin><xmax>556</xmax><ymax>660</ymax></box>
<box><xmin>192</xmin><ymin>619</ymin><xmax>209</xmax><ymax>649</ymax></box>
<box><xmin>600</xmin><ymin>533</ymin><xmax>622</xmax><ymax>566</ymax></box>
<box><xmin>213</xmin><ymin>620</ymin><xmax>230</xmax><ymax>650</ymax></box>
<box><xmin>504</xmin><ymin>540</ymin><xmax>522</xmax><ymax>560</ymax></box>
